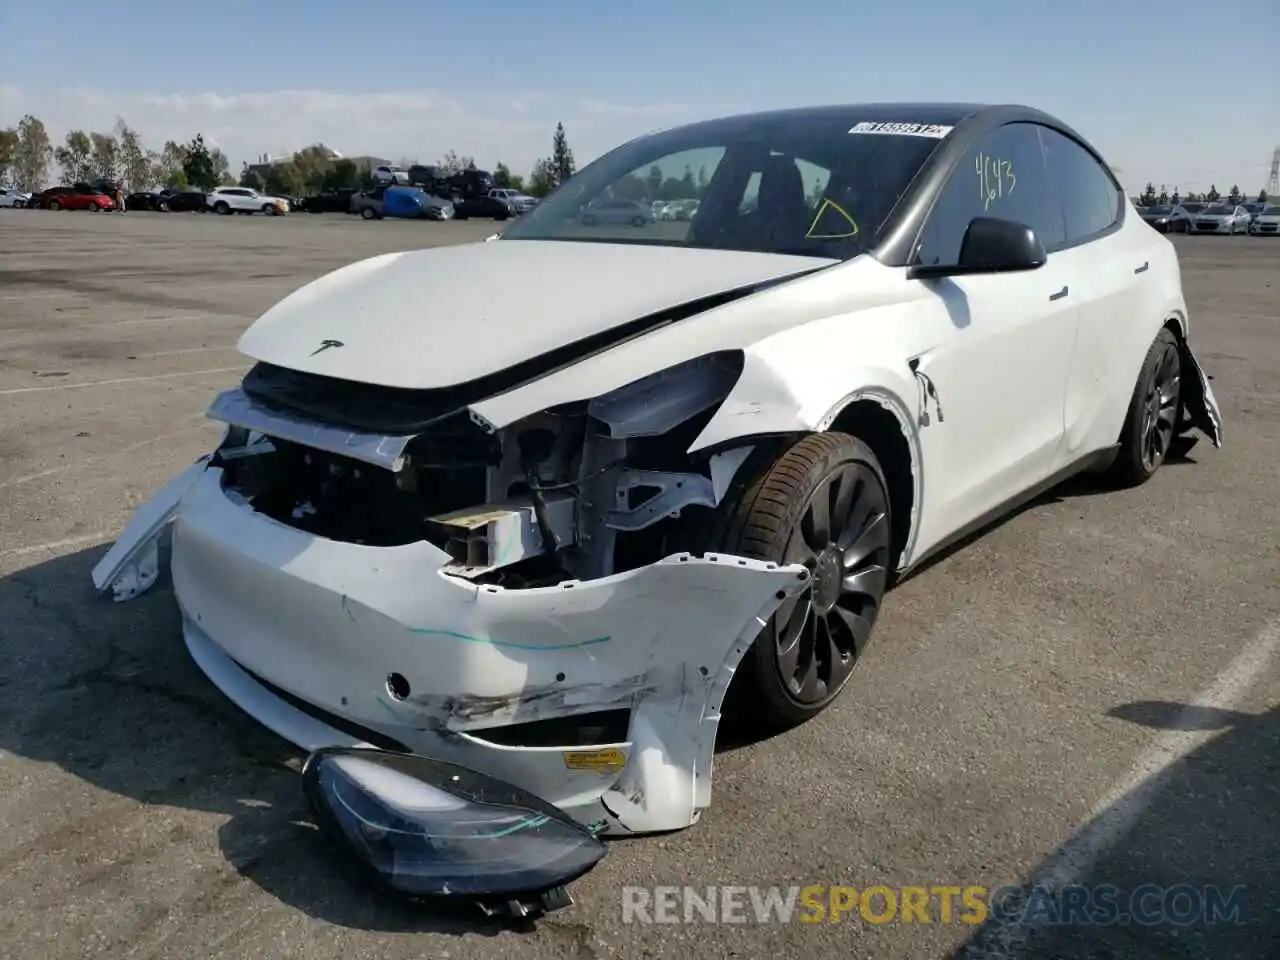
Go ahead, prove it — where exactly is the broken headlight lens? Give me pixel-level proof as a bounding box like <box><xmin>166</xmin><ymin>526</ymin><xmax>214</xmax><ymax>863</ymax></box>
<box><xmin>301</xmin><ymin>747</ymin><xmax>606</xmax><ymax>909</ymax></box>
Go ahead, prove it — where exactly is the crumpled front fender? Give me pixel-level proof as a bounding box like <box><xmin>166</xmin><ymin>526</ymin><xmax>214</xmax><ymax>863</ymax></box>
<box><xmin>1177</xmin><ymin>337</ymin><xmax>1224</xmax><ymax>447</ymax></box>
<box><xmin>91</xmin><ymin>457</ymin><xmax>211</xmax><ymax>601</ymax></box>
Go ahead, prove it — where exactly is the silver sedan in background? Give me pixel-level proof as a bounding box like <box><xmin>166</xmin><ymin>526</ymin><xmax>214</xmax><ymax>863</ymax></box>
<box><xmin>1187</xmin><ymin>203</ymin><xmax>1252</xmax><ymax>234</ymax></box>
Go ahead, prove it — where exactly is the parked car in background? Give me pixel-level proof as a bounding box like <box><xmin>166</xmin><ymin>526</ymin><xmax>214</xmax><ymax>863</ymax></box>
<box><xmin>1136</xmin><ymin>203</ymin><xmax>1186</xmax><ymax>233</ymax></box>
<box><xmin>1186</xmin><ymin>202</ymin><xmax>1251</xmax><ymax>234</ymax></box>
<box><xmin>125</xmin><ymin>191</ymin><xmax>164</xmax><ymax>211</ymax></box>
<box><xmin>352</xmin><ymin>185</ymin><xmax>453</xmax><ymax>220</ymax></box>
<box><xmin>1247</xmin><ymin>204</ymin><xmax>1280</xmax><ymax>235</ymax></box>
<box><xmin>408</xmin><ymin>164</ymin><xmax>451</xmax><ymax>194</ymax></box>
<box><xmin>35</xmin><ymin>183</ymin><xmax>116</xmax><ymax>211</ymax></box>
<box><xmin>372</xmin><ymin>165</ymin><xmax>411</xmax><ymax>185</ymax></box>
<box><xmin>1240</xmin><ymin>201</ymin><xmax>1265</xmax><ymax>224</ymax></box>
<box><xmin>0</xmin><ymin>187</ymin><xmax>31</xmax><ymax>208</ymax></box>
<box><xmin>156</xmin><ymin>189</ymin><xmax>209</xmax><ymax>212</ymax></box>
<box><xmin>489</xmin><ymin>188</ymin><xmax>538</xmax><ymax>213</ymax></box>
<box><xmin>269</xmin><ymin>193</ymin><xmax>301</xmax><ymax>211</ymax></box>
<box><xmin>302</xmin><ymin>188</ymin><xmax>358</xmax><ymax>214</ymax></box>
<box><xmin>208</xmin><ymin>187</ymin><xmax>288</xmax><ymax>215</ymax></box>
<box><xmin>453</xmin><ymin>195</ymin><xmax>515</xmax><ymax>220</ymax></box>
<box><xmin>350</xmin><ymin>185</ymin><xmax>389</xmax><ymax>219</ymax></box>
<box><xmin>581</xmin><ymin>198</ymin><xmax>652</xmax><ymax>226</ymax></box>
<box><xmin>660</xmin><ymin>199</ymin><xmax>700</xmax><ymax>221</ymax></box>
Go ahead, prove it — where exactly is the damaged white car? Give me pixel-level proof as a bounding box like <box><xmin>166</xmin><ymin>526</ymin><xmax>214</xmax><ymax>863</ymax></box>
<box><xmin>94</xmin><ymin>102</ymin><xmax>1222</xmax><ymax>909</ymax></box>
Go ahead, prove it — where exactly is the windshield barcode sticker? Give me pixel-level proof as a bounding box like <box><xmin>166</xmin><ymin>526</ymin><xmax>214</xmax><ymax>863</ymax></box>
<box><xmin>849</xmin><ymin>121</ymin><xmax>953</xmax><ymax>138</ymax></box>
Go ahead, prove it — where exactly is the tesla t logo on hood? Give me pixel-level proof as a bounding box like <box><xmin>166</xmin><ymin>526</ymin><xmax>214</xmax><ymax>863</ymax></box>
<box><xmin>309</xmin><ymin>339</ymin><xmax>345</xmax><ymax>356</ymax></box>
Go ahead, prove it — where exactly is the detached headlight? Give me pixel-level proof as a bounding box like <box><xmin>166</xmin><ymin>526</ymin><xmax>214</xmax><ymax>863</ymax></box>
<box><xmin>302</xmin><ymin>747</ymin><xmax>606</xmax><ymax>916</ymax></box>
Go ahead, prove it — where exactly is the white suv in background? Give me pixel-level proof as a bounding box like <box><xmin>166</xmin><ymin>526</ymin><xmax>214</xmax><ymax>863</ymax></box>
<box><xmin>372</xmin><ymin>165</ymin><xmax>411</xmax><ymax>185</ymax></box>
<box><xmin>207</xmin><ymin>187</ymin><xmax>289</xmax><ymax>215</ymax></box>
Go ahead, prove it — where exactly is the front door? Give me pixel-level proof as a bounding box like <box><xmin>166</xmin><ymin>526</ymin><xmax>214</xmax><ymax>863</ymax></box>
<box><xmin>905</xmin><ymin>121</ymin><xmax>1077</xmax><ymax>554</ymax></box>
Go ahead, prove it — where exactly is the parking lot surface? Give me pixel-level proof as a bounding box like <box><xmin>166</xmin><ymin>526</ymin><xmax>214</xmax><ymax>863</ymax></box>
<box><xmin>1</xmin><ymin>212</ymin><xmax>1277</xmax><ymax>960</ymax></box>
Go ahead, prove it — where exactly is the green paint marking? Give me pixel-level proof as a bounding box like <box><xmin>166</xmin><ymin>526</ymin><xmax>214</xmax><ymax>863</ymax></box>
<box><xmin>407</xmin><ymin>626</ymin><xmax>612</xmax><ymax>650</ymax></box>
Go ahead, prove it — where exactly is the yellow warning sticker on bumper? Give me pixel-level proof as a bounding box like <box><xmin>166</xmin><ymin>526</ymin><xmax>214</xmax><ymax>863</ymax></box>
<box><xmin>563</xmin><ymin>747</ymin><xmax>626</xmax><ymax>775</ymax></box>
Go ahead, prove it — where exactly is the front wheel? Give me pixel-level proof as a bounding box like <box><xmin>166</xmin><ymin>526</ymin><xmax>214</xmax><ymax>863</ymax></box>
<box><xmin>214</xmin><ymin>201</ymin><xmax>230</xmax><ymax>215</ymax></box>
<box><xmin>698</xmin><ymin>433</ymin><xmax>892</xmax><ymax>731</ymax></box>
<box><xmin>360</xmin><ymin>207</ymin><xmax>376</xmax><ymax>220</ymax></box>
<box><xmin>631</xmin><ymin>216</ymin><xmax>646</xmax><ymax>227</ymax></box>
<box><xmin>48</xmin><ymin>200</ymin><xmax>62</xmax><ymax>210</ymax></box>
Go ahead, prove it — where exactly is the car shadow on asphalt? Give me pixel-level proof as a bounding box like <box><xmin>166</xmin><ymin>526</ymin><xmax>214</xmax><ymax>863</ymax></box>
<box><xmin>0</xmin><ymin>545</ymin><xmax>516</xmax><ymax>937</ymax></box>
<box><xmin>949</xmin><ymin>699</ymin><xmax>1279</xmax><ymax>959</ymax></box>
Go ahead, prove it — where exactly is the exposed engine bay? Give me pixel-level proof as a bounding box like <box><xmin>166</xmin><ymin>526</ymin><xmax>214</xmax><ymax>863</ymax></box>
<box><xmin>212</xmin><ymin>352</ymin><xmax>753</xmax><ymax>588</ymax></box>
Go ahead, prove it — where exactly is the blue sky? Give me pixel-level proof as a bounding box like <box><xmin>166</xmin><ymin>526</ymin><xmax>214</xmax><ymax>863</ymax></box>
<box><xmin>1</xmin><ymin>0</ymin><xmax>1276</xmax><ymax>193</ymax></box>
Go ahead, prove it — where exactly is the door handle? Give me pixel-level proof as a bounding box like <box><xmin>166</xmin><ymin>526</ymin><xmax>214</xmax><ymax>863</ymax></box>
<box><xmin>1048</xmin><ymin>286</ymin><xmax>1069</xmax><ymax>301</ymax></box>
<box><xmin>1134</xmin><ymin>261</ymin><xmax>1150</xmax><ymax>274</ymax></box>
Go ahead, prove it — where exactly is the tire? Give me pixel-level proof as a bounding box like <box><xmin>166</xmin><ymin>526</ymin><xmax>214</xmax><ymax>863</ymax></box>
<box><xmin>88</xmin><ymin>202</ymin><xmax>100</xmax><ymax>212</ymax></box>
<box><xmin>214</xmin><ymin>201</ymin><xmax>230</xmax><ymax>215</ymax></box>
<box><xmin>1104</xmin><ymin>327</ymin><xmax>1182</xmax><ymax>488</ymax></box>
<box><xmin>696</xmin><ymin>433</ymin><xmax>892</xmax><ymax>731</ymax></box>
<box><xmin>157</xmin><ymin>201</ymin><xmax>169</xmax><ymax>212</ymax></box>
<box><xmin>631</xmin><ymin>216</ymin><xmax>646</xmax><ymax>227</ymax></box>
<box><xmin>360</xmin><ymin>207</ymin><xmax>376</xmax><ymax>220</ymax></box>
<box><xmin>49</xmin><ymin>200</ymin><xmax>62</xmax><ymax>210</ymax></box>
<box><xmin>262</xmin><ymin>204</ymin><xmax>275</xmax><ymax>215</ymax></box>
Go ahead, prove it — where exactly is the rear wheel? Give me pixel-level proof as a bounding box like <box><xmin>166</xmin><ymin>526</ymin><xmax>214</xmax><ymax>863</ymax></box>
<box><xmin>88</xmin><ymin>201</ymin><xmax>100</xmax><ymax>212</ymax></box>
<box><xmin>360</xmin><ymin>207</ymin><xmax>376</xmax><ymax>220</ymax></box>
<box><xmin>1105</xmin><ymin>327</ymin><xmax>1182</xmax><ymax>487</ymax></box>
<box><xmin>699</xmin><ymin>433</ymin><xmax>892</xmax><ymax>731</ymax></box>
<box><xmin>214</xmin><ymin>201</ymin><xmax>230</xmax><ymax>215</ymax></box>
<box><xmin>49</xmin><ymin>199</ymin><xmax>62</xmax><ymax>210</ymax></box>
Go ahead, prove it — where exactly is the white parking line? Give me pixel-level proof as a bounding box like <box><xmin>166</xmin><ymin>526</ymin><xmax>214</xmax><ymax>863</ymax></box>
<box><xmin>971</xmin><ymin>617</ymin><xmax>1280</xmax><ymax>958</ymax></box>
<box><xmin>0</xmin><ymin>366</ymin><xmax>243</xmax><ymax>396</ymax></box>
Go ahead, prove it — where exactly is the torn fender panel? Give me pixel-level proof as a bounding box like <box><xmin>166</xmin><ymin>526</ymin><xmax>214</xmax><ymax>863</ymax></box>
<box><xmin>91</xmin><ymin>457</ymin><xmax>211</xmax><ymax>601</ymax></box>
<box><xmin>1178</xmin><ymin>339</ymin><xmax>1223</xmax><ymax>447</ymax></box>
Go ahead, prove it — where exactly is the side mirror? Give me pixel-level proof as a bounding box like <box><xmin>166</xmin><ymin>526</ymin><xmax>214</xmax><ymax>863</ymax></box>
<box><xmin>909</xmin><ymin>217</ymin><xmax>1047</xmax><ymax>279</ymax></box>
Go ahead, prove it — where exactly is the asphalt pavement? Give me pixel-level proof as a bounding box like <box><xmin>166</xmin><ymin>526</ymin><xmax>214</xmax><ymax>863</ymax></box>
<box><xmin>0</xmin><ymin>210</ymin><xmax>1276</xmax><ymax>959</ymax></box>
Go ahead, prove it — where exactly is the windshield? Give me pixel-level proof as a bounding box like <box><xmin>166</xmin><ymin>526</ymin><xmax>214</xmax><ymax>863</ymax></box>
<box><xmin>1202</xmin><ymin>204</ymin><xmax>1231</xmax><ymax>214</ymax></box>
<box><xmin>1181</xmin><ymin>202</ymin><xmax>1205</xmax><ymax>212</ymax></box>
<box><xmin>501</xmin><ymin>110</ymin><xmax>948</xmax><ymax>259</ymax></box>
<box><xmin>1264</xmin><ymin>206</ymin><xmax>1280</xmax><ymax>215</ymax></box>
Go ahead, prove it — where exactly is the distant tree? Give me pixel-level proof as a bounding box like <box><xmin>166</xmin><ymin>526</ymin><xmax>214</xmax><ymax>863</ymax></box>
<box><xmin>54</xmin><ymin>130</ymin><xmax>93</xmax><ymax>184</ymax></box>
<box><xmin>239</xmin><ymin>166</ymin><xmax>265</xmax><ymax>190</ymax></box>
<box><xmin>528</xmin><ymin>157</ymin><xmax>556</xmax><ymax>197</ymax></box>
<box><xmin>1227</xmin><ymin>184</ymin><xmax>1242</xmax><ymax>204</ymax></box>
<box><xmin>1140</xmin><ymin>182</ymin><xmax>1157</xmax><ymax>205</ymax></box>
<box><xmin>13</xmin><ymin>115</ymin><xmax>53</xmax><ymax>190</ymax></box>
<box><xmin>696</xmin><ymin>165</ymin><xmax>709</xmax><ymax>195</ymax></box>
<box><xmin>493</xmin><ymin>162</ymin><xmax>513</xmax><ymax>188</ymax></box>
<box><xmin>647</xmin><ymin>164</ymin><xmax>663</xmax><ymax>197</ymax></box>
<box><xmin>551</xmin><ymin>122</ymin><xmax>575</xmax><ymax>185</ymax></box>
<box><xmin>1170</xmin><ymin>189</ymin><xmax>1181</xmax><ymax>205</ymax></box>
<box><xmin>1260</xmin><ymin>189</ymin><xmax>1269</xmax><ymax>203</ymax></box>
<box><xmin>115</xmin><ymin>119</ymin><xmax>152</xmax><ymax>191</ymax></box>
<box><xmin>1157</xmin><ymin>185</ymin><xmax>1169</xmax><ymax>205</ymax></box>
<box><xmin>323</xmin><ymin>159</ymin><xmax>361</xmax><ymax>190</ymax></box>
<box><xmin>0</xmin><ymin>127</ymin><xmax>18</xmax><ymax>185</ymax></box>
<box><xmin>181</xmin><ymin>134</ymin><xmax>218</xmax><ymax>191</ymax></box>
<box><xmin>89</xmin><ymin>131</ymin><xmax>120</xmax><ymax>180</ymax></box>
<box><xmin>1205</xmin><ymin>184</ymin><xmax>1220</xmax><ymax>202</ymax></box>
<box><xmin>439</xmin><ymin>150</ymin><xmax>474</xmax><ymax>175</ymax></box>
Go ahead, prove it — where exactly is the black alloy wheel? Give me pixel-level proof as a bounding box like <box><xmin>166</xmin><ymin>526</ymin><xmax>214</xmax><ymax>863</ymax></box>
<box><xmin>773</xmin><ymin>455</ymin><xmax>891</xmax><ymax>707</ymax></box>
<box><xmin>1139</xmin><ymin>335</ymin><xmax>1181</xmax><ymax>473</ymax></box>
<box><xmin>702</xmin><ymin>433</ymin><xmax>893</xmax><ymax>729</ymax></box>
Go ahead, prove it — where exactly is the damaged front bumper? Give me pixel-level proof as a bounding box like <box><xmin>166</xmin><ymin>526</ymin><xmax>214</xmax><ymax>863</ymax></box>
<box><xmin>93</xmin><ymin>460</ymin><xmax>809</xmax><ymax>838</ymax></box>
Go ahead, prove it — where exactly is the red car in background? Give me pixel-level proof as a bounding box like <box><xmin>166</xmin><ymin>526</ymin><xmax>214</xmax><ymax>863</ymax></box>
<box><xmin>33</xmin><ymin>183</ymin><xmax>117</xmax><ymax>211</ymax></box>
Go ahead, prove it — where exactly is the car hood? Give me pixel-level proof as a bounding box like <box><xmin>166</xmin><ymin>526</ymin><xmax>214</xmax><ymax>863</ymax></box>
<box><xmin>236</xmin><ymin>240</ymin><xmax>830</xmax><ymax>390</ymax></box>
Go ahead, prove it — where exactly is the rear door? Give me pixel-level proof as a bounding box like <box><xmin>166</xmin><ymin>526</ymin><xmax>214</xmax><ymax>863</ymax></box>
<box><xmin>1037</xmin><ymin>127</ymin><xmax>1157</xmax><ymax>468</ymax></box>
<box><xmin>907</xmin><ymin>121</ymin><xmax>1077</xmax><ymax>547</ymax></box>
